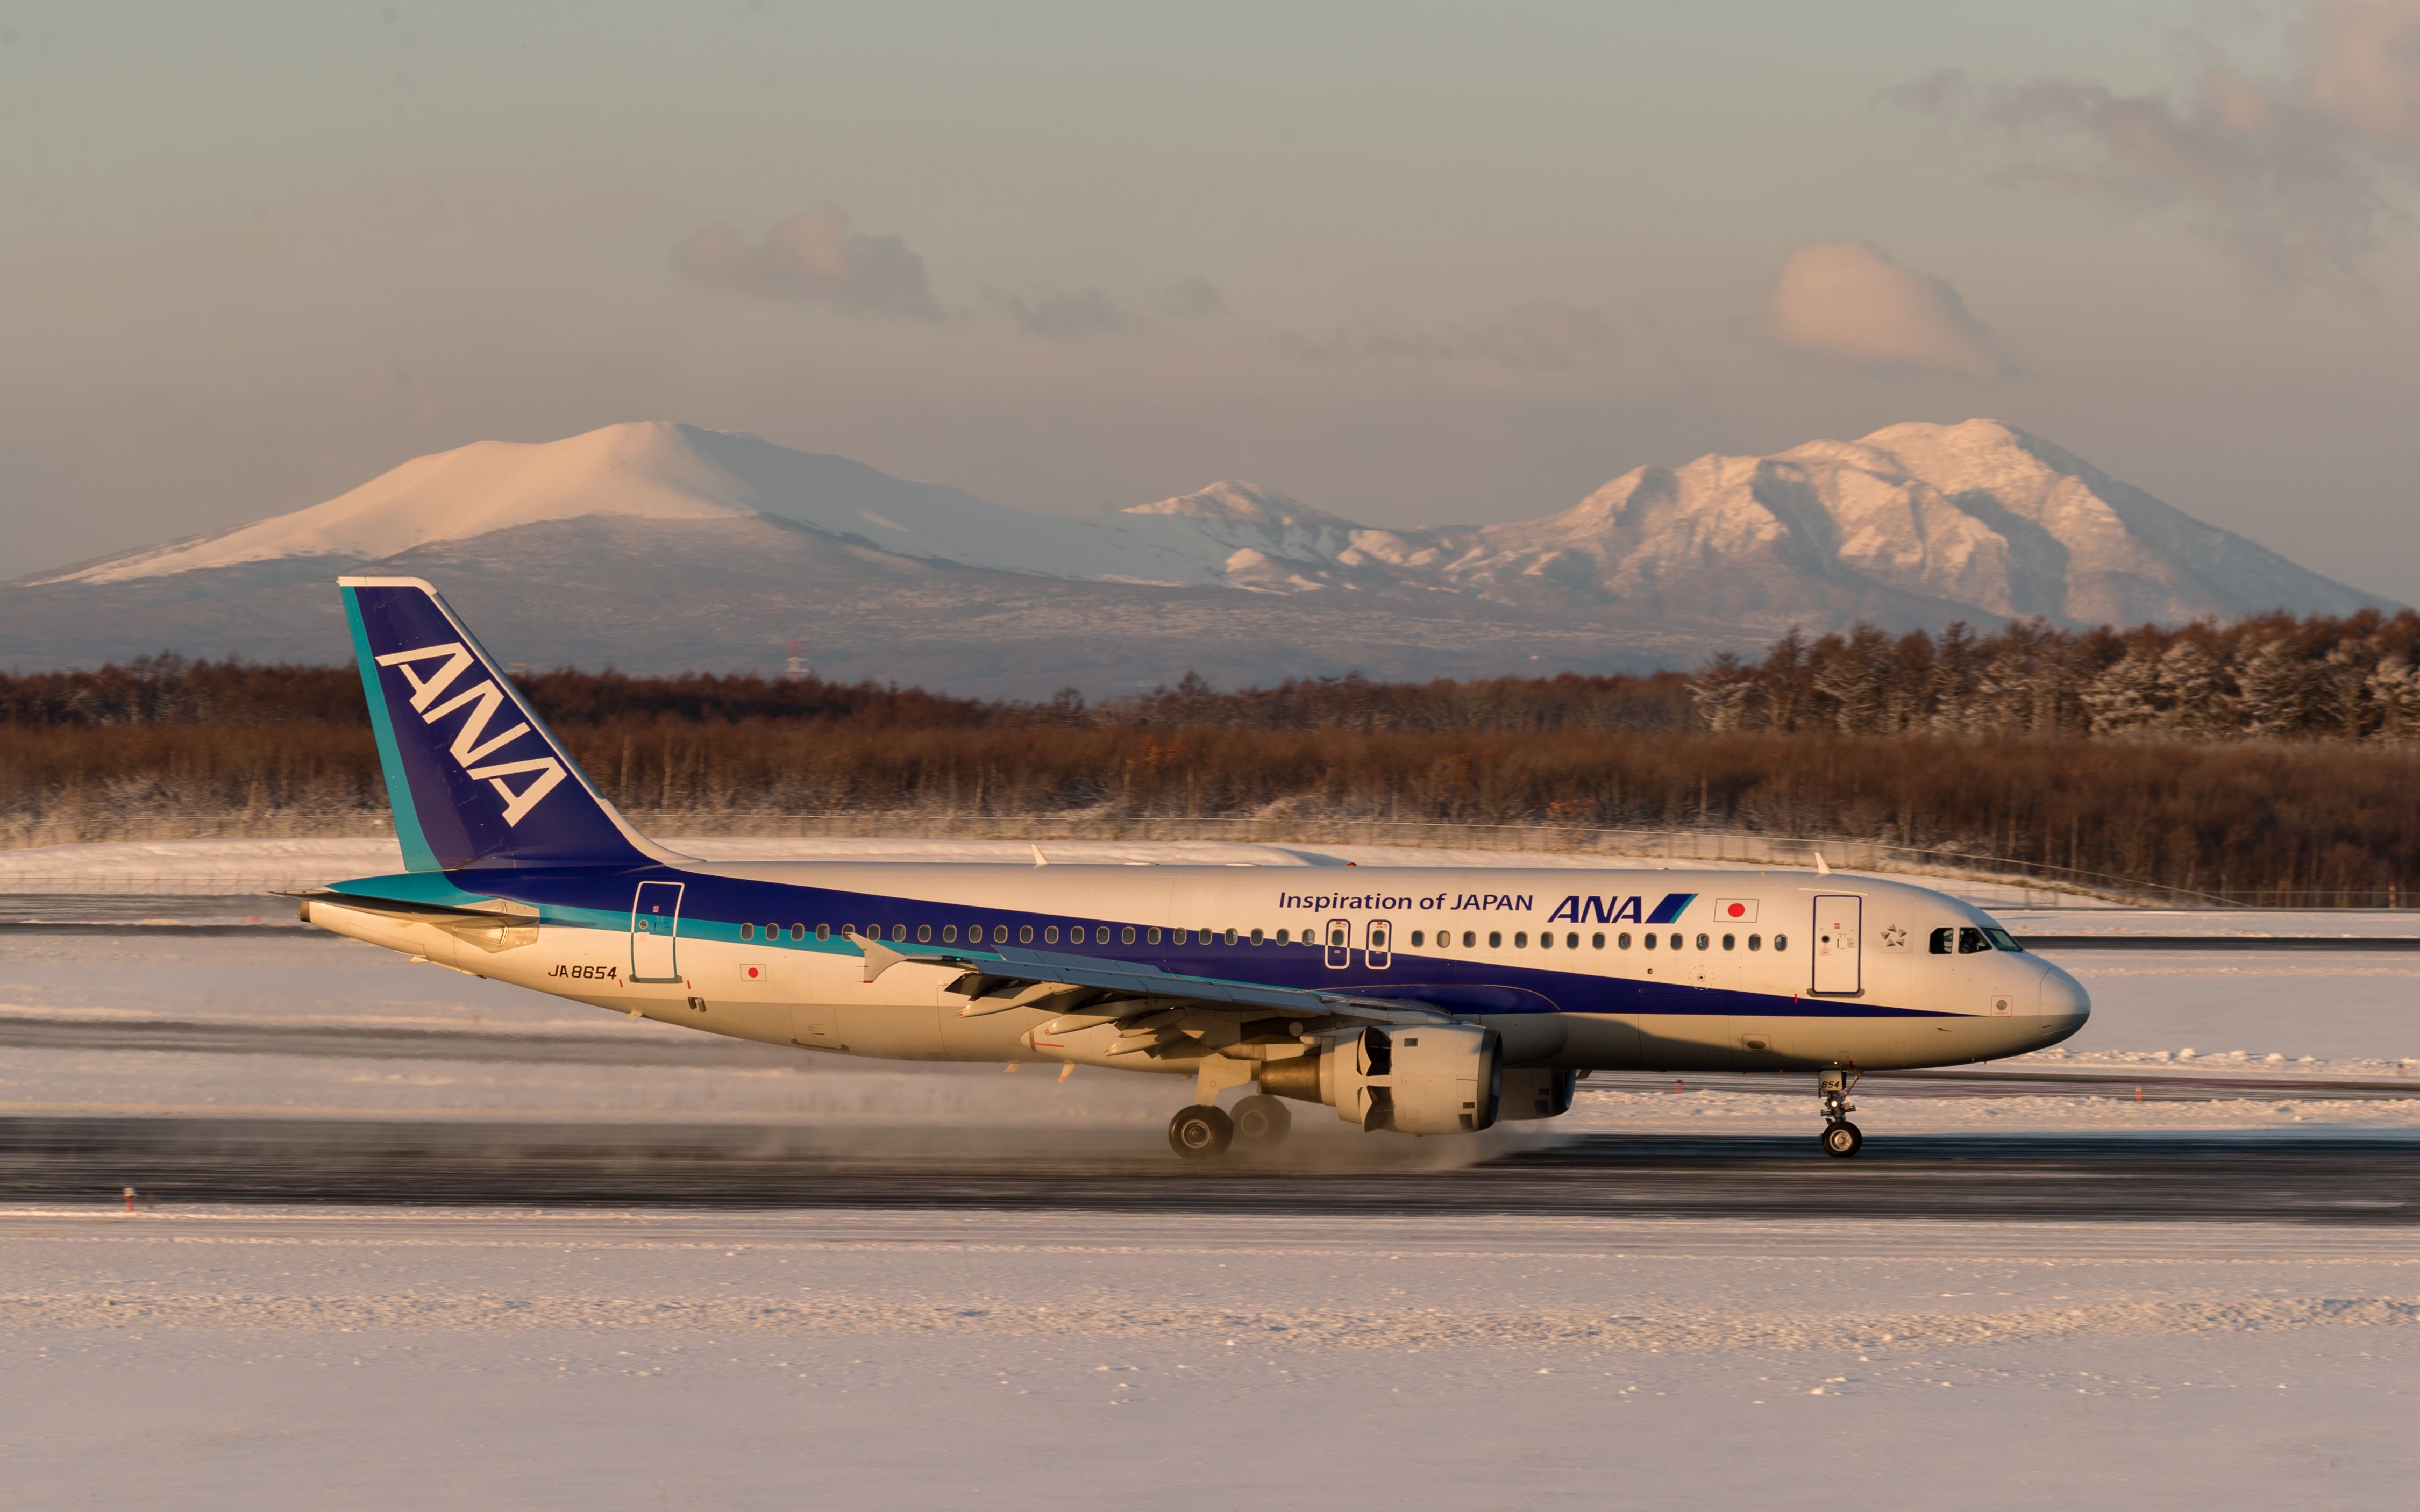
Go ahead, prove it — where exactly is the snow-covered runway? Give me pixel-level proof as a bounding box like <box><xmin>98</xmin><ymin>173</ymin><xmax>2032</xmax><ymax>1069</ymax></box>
<box><xmin>3</xmin><ymin>1207</ymin><xmax>2414</xmax><ymax>1509</ymax></box>
<box><xmin>3</xmin><ymin>840</ymin><xmax>2418</xmax><ymax>1505</ymax></box>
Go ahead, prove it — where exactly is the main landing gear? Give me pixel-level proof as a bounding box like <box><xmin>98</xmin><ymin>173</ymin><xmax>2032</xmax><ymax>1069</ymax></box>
<box><xmin>1818</xmin><ymin>1069</ymin><xmax>1863</xmax><ymax>1158</ymax></box>
<box><xmin>1167</xmin><ymin>1093</ymin><xmax>1293</xmax><ymax>1161</ymax></box>
<box><xmin>1168</xmin><ymin>1103</ymin><xmax>1233</xmax><ymax>1159</ymax></box>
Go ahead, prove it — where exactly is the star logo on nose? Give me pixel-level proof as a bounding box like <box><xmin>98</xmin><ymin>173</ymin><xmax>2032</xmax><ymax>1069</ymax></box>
<box><xmin>1880</xmin><ymin>925</ymin><xmax>1907</xmax><ymax>949</ymax></box>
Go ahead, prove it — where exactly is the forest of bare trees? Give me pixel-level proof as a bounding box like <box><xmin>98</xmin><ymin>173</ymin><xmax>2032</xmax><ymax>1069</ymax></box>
<box><xmin>1688</xmin><ymin>610</ymin><xmax>2420</xmax><ymax>741</ymax></box>
<box><xmin>5</xmin><ymin>613</ymin><xmax>2418</xmax><ymax>904</ymax></box>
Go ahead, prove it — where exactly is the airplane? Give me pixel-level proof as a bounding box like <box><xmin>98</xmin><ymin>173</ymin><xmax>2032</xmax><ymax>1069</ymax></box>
<box><xmin>299</xmin><ymin>577</ymin><xmax>2091</xmax><ymax>1160</ymax></box>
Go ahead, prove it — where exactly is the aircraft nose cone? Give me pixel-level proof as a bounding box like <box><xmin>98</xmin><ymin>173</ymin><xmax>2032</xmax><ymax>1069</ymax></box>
<box><xmin>2037</xmin><ymin>959</ymin><xmax>2090</xmax><ymax>1040</ymax></box>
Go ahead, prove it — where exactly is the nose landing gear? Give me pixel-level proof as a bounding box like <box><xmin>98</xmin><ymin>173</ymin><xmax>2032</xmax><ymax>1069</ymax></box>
<box><xmin>1819</xmin><ymin>1068</ymin><xmax>1863</xmax><ymax>1158</ymax></box>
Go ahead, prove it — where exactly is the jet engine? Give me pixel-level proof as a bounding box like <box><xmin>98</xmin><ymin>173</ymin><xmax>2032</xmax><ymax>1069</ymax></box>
<box><xmin>1257</xmin><ymin>1024</ymin><xmax>1502</xmax><ymax>1134</ymax></box>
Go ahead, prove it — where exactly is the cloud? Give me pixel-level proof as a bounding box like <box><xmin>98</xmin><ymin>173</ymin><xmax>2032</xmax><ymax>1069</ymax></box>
<box><xmin>1277</xmin><ymin>314</ymin><xmax>1449</xmax><ymax>363</ymax></box>
<box><xmin>1278</xmin><ymin>302</ymin><xmax>1627</xmax><ymax>370</ymax></box>
<box><xmin>672</xmin><ymin>202</ymin><xmax>942</xmax><ymax>320</ymax></box>
<box><xmin>1463</xmin><ymin>302</ymin><xmax>1627</xmax><ymax>371</ymax></box>
<box><xmin>1155</xmin><ymin>276</ymin><xmax>1228</xmax><ymax>318</ymax></box>
<box><xmin>988</xmin><ymin>287</ymin><xmax>1141</xmax><ymax>341</ymax></box>
<box><xmin>1891</xmin><ymin>1</ymin><xmax>2420</xmax><ymax>291</ymax></box>
<box><xmin>1767</xmin><ymin>241</ymin><xmax>2012</xmax><ymax>381</ymax></box>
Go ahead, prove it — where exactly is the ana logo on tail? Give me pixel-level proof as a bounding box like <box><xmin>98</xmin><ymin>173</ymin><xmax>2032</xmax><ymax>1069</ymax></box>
<box><xmin>372</xmin><ymin>642</ymin><xmax>566</xmax><ymax>826</ymax></box>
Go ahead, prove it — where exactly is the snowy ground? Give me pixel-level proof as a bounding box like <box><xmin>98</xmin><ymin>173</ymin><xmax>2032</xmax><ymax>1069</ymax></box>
<box><xmin>3</xmin><ymin>838</ymin><xmax>2418</xmax><ymax>1507</ymax></box>
<box><xmin>3</xmin><ymin>1208</ymin><xmax>2414</xmax><ymax>1509</ymax></box>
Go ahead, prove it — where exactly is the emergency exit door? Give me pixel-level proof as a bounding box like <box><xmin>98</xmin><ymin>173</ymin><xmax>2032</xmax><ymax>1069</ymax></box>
<box><xmin>1811</xmin><ymin>894</ymin><xmax>1861</xmax><ymax>994</ymax></box>
<box><xmin>631</xmin><ymin>881</ymin><xmax>685</xmax><ymax>982</ymax></box>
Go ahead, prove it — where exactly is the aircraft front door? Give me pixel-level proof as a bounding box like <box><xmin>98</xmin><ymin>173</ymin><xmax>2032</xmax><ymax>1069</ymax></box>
<box><xmin>631</xmin><ymin>880</ymin><xmax>685</xmax><ymax>982</ymax></box>
<box><xmin>1811</xmin><ymin>894</ymin><xmax>1861</xmax><ymax>995</ymax></box>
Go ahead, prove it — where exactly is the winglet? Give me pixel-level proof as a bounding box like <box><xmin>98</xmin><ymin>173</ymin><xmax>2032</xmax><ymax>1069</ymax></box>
<box><xmin>1031</xmin><ymin>844</ymin><xmax>1050</xmax><ymax>867</ymax></box>
<box><xmin>1813</xmin><ymin>850</ymin><xmax>1831</xmax><ymax>876</ymax></box>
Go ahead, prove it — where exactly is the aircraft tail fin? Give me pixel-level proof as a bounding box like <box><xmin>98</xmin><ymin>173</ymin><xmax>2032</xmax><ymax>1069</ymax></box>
<box><xmin>339</xmin><ymin>576</ymin><xmax>658</xmax><ymax>872</ymax></box>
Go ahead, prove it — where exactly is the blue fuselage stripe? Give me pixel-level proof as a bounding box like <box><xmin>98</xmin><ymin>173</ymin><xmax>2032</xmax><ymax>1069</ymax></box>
<box><xmin>330</xmin><ymin>865</ymin><xmax>1962</xmax><ymax>1021</ymax></box>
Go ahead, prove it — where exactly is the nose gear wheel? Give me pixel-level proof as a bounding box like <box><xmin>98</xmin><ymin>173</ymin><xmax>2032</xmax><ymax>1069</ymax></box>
<box><xmin>1817</xmin><ymin>1069</ymin><xmax>1864</xmax><ymax>1158</ymax></box>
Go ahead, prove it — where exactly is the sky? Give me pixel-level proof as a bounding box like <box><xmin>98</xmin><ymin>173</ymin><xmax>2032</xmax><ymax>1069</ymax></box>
<box><xmin>5</xmin><ymin>1</ymin><xmax>2420</xmax><ymax>603</ymax></box>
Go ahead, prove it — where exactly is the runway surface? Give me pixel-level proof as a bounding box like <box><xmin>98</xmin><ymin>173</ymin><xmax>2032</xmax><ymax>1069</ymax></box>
<box><xmin>4</xmin><ymin>1114</ymin><xmax>2413</xmax><ymax>1224</ymax></box>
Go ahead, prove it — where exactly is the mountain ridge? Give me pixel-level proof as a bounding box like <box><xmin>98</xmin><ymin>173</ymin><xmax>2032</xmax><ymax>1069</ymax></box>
<box><xmin>4</xmin><ymin>418</ymin><xmax>2391</xmax><ymax>694</ymax></box>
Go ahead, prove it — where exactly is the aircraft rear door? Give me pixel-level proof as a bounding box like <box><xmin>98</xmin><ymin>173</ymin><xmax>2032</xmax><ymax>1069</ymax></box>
<box><xmin>1811</xmin><ymin>894</ymin><xmax>1861</xmax><ymax>995</ymax></box>
<box><xmin>631</xmin><ymin>880</ymin><xmax>685</xmax><ymax>982</ymax></box>
<box><xmin>1325</xmin><ymin>918</ymin><xmax>1351</xmax><ymax>968</ymax></box>
<box><xmin>1365</xmin><ymin>919</ymin><xmax>1392</xmax><ymax>970</ymax></box>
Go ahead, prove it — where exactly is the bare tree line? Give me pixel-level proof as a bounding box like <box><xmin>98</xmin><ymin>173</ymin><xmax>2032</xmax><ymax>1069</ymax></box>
<box><xmin>6</xmin><ymin>612</ymin><xmax>2419</xmax><ymax>902</ymax></box>
<box><xmin>1690</xmin><ymin>610</ymin><xmax>2420</xmax><ymax>740</ymax></box>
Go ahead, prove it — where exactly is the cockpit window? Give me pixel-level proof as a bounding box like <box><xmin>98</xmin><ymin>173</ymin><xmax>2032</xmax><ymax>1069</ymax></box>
<box><xmin>1928</xmin><ymin>927</ymin><xmax>1953</xmax><ymax>955</ymax></box>
<box><xmin>1984</xmin><ymin>927</ymin><xmax>2023</xmax><ymax>952</ymax></box>
<box><xmin>1958</xmin><ymin>926</ymin><xmax>1990</xmax><ymax>954</ymax></box>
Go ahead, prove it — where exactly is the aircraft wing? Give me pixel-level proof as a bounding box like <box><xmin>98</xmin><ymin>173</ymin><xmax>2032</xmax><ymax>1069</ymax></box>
<box><xmin>855</xmin><ymin>936</ymin><xmax>1453</xmax><ymax>1026</ymax></box>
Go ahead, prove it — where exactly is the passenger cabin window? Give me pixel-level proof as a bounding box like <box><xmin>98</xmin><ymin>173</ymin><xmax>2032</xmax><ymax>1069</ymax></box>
<box><xmin>740</xmin><ymin>924</ymin><xmax>754</xmax><ymax>941</ymax></box>
<box><xmin>1774</xmin><ymin>933</ymin><xmax>1789</xmax><ymax>951</ymax></box>
<box><xmin>1643</xmin><ymin>932</ymin><xmax>1657</xmax><ymax>950</ymax></box>
<box><xmin>1618</xmin><ymin>932</ymin><xmax>1632</xmax><ymax>949</ymax></box>
<box><xmin>1123</xmin><ymin>926</ymin><xmax>1137</xmax><ymax>945</ymax></box>
<box><xmin>790</xmin><ymin>924</ymin><xmax>805</xmax><ymax>942</ymax></box>
<box><xmin>816</xmin><ymin>924</ymin><xmax>831</xmax><ymax>941</ymax></box>
<box><xmin>1488</xmin><ymin>931</ymin><xmax>1502</xmax><ymax>948</ymax></box>
<box><xmin>1462</xmin><ymin>931</ymin><xmax>1476</xmax><ymax>947</ymax></box>
<box><xmin>1695</xmin><ymin>933</ymin><xmax>1709</xmax><ymax>950</ymax></box>
<box><xmin>1410</xmin><ymin>930</ymin><xmax>1424</xmax><ymax>947</ymax></box>
<box><xmin>1748</xmin><ymin>933</ymin><xmax>1761</xmax><ymax>950</ymax></box>
<box><xmin>917</xmin><ymin>924</ymin><xmax>932</xmax><ymax>943</ymax></box>
<box><xmin>1592</xmin><ymin>932</ymin><xmax>1605</xmax><ymax>949</ymax></box>
<box><xmin>1721</xmin><ymin>933</ymin><xmax>1735</xmax><ymax>951</ymax></box>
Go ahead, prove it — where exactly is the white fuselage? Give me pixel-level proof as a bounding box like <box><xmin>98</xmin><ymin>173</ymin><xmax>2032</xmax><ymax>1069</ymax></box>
<box><xmin>307</xmin><ymin>862</ymin><xmax>2091</xmax><ymax>1075</ymax></box>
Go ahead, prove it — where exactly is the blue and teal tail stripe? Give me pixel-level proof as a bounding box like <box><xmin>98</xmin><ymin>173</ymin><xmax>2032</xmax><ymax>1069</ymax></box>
<box><xmin>340</xmin><ymin>576</ymin><xmax>650</xmax><ymax>872</ymax></box>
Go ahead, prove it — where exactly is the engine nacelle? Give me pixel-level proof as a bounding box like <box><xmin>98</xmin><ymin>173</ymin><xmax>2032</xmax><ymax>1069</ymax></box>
<box><xmin>1258</xmin><ymin>1024</ymin><xmax>1502</xmax><ymax>1134</ymax></box>
<box><xmin>1497</xmin><ymin>1068</ymin><xmax>1577</xmax><ymax>1122</ymax></box>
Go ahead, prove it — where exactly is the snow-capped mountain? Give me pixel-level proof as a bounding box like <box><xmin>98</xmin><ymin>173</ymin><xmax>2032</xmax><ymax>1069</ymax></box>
<box><xmin>27</xmin><ymin>423</ymin><xmax>1398</xmax><ymax>597</ymax></box>
<box><xmin>4</xmin><ymin>418</ymin><xmax>2389</xmax><ymax>691</ymax></box>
